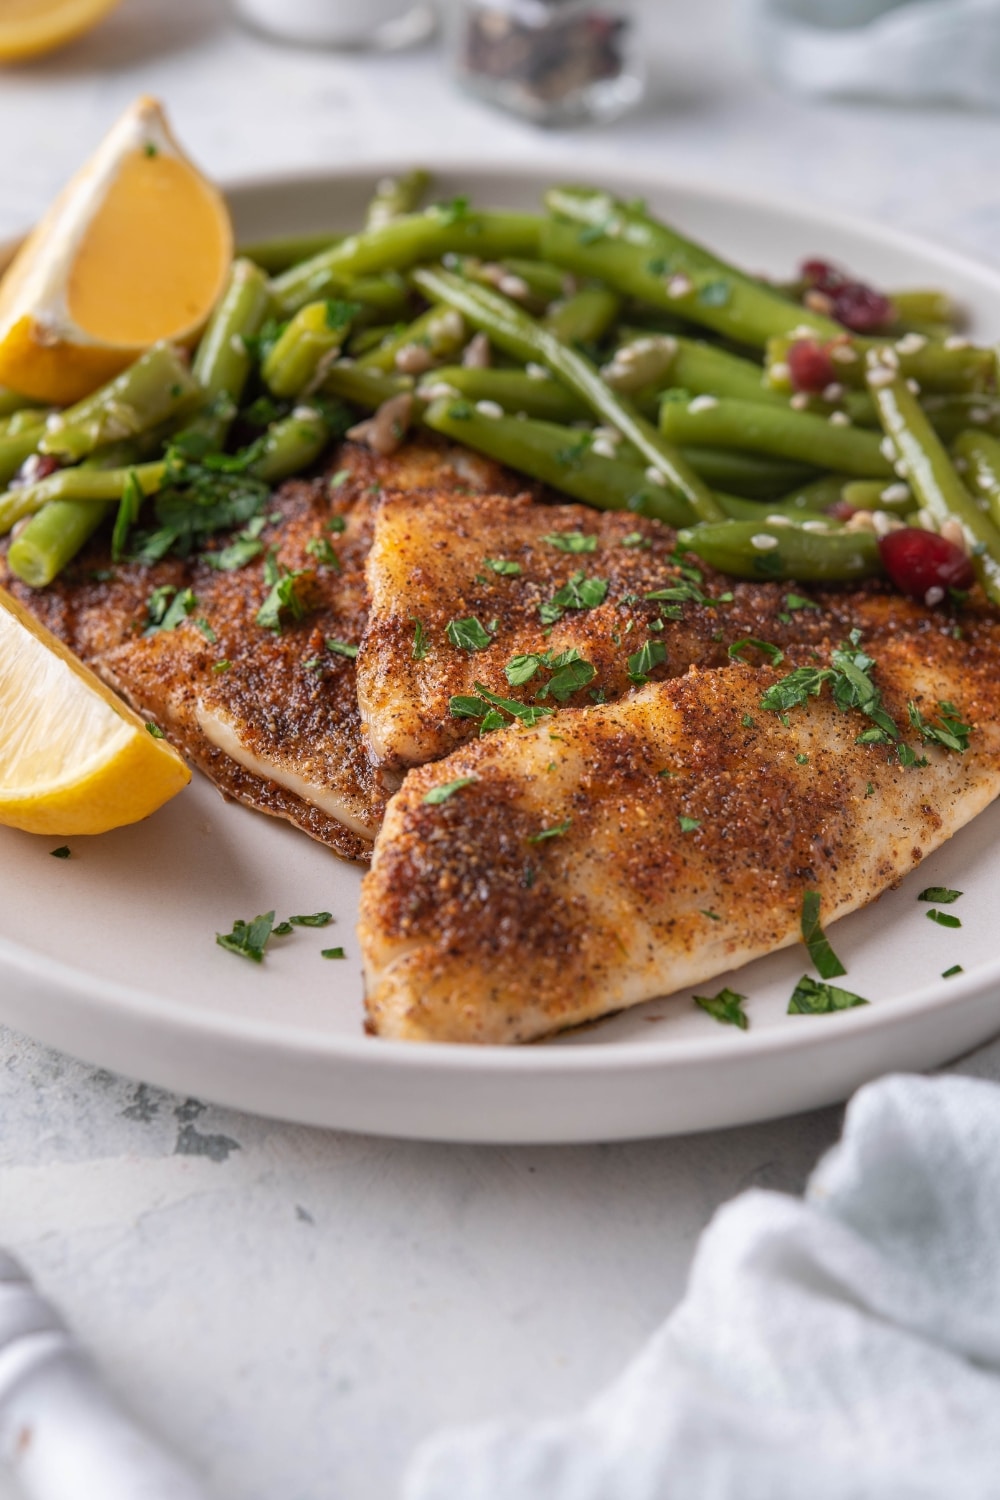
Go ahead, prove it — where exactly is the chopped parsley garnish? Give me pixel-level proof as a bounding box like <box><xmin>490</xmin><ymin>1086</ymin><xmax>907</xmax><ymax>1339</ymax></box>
<box><xmin>907</xmin><ymin>700</ymin><xmax>972</xmax><ymax>753</ymax></box>
<box><xmin>800</xmin><ymin>889</ymin><xmax>846</xmax><ymax>979</ymax></box>
<box><xmin>700</xmin><ymin>908</ymin><xmax>721</xmax><ymax>921</ymax></box>
<box><xmin>321</xmin><ymin>947</ymin><xmax>346</xmax><ymax>960</ymax></box>
<box><xmin>326</xmin><ymin>515</ymin><xmax>347</xmax><ymax>534</ymax></box>
<box><xmin>324</xmin><ymin>298</ymin><xmax>361</xmax><ymax>331</ymax></box>
<box><xmin>727</xmin><ymin>637</ymin><xmax>784</xmax><ymax>666</ymax></box>
<box><xmin>213</xmin><ymin>659</ymin><xmax>231</xmax><ymax>673</ymax></box>
<box><xmin>697</xmin><ymin>277</ymin><xmax>731</xmax><ymax>306</ymax></box>
<box><xmin>621</xmin><ymin>532</ymin><xmax>649</xmax><ymax>549</ymax></box>
<box><xmin>795</xmin><ymin>752</ymin><xmax>809</xmax><ymax>765</ymax></box>
<box><xmin>306</xmin><ymin>536</ymin><xmax>341</xmax><ymax>570</ymax></box>
<box><xmin>678</xmin><ymin>815</ymin><xmax>700</xmax><ymax>834</ymax></box>
<box><xmin>325</xmin><ymin>638</ymin><xmax>358</xmax><ymax>659</ymax></box>
<box><xmin>449</xmin><ymin>682</ymin><xmax>553</xmax><ymax>731</ymax></box>
<box><xmin>628</xmin><ymin>639</ymin><xmax>667</xmax><ymax>684</ymax></box>
<box><xmin>446</xmin><ymin>616</ymin><xmax>492</xmax><ymax>651</ymax></box>
<box><xmin>483</xmin><ymin>557</ymin><xmax>522</xmax><ymax>576</ymax></box>
<box><xmin>926</xmin><ymin>909</ymin><xmax>962</xmax><ymax>928</ymax></box>
<box><xmin>256</xmin><ymin>555</ymin><xmax>308</xmax><ymax>633</ymax></box>
<box><xmin>329</xmin><ymin>469</ymin><xmax>351</xmax><ymax>490</ymax></box>
<box><xmin>787</xmin><ymin>975</ymin><xmax>869</xmax><ymax>1014</ymax></box>
<box><xmin>201</xmin><ymin>514</ymin><xmax>269</xmax><ymax>572</ymax></box>
<box><xmin>435</xmin><ymin>194</ymin><xmax>471</xmax><ymax>223</ymax></box>
<box><xmin>50</xmin><ymin>846</ymin><xmax>71</xmax><ymax>859</ymax></box>
<box><xmin>411</xmin><ymin>618</ymin><xmax>429</xmax><ymax>661</ymax></box>
<box><xmin>216</xmin><ymin>911</ymin><xmax>276</xmax><ymax>963</ymax></box>
<box><xmin>424</xmin><ymin>777</ymin><xmax>477</xmax><ymax>804</ymax></box>
<box><xmin>273</xmin><ymin>921</ymin><xmax>293</xmax><ymax>935</ymax></box>
<box><xmin>919</xmin><ymin>887</ymin><xmax>962</xmax><ymax>904</ymax></box>
<box><xmin>540</xmin><ymin>571</ymin><xmax>608</xmax><ymax>623</ymax></box>
<box><xmin>506</xmin><ymin>647</ymin><xmax>595</xmax><ymax>702</ymax></box>
<box><xmin>645</xmin><ymin>579</ymin><xmax>713</xmax><ymax>607</ymax></box>
<box><xmin>741</xmin><ymin>713</ymin><xmax>755</xmax><ymax>728</ymax></box>
<box><xmin>864</xmin><ymin>781</ymin><xmax>875</xmax><ymax>797</ymax></box>
<box><xmin>527</xmin><ymin>818</ymin><xmax>572</xmax><ymax>842</ymax></box>
<box><xmin>784</xmin><ymin>592</ymin><xmax>819</xmax><ymax>612</ymax></box>
<box><xmin>288</xmin><ymin>912</ymin><xmax>334</xmax><ymax>927</ymax></box>
<box><xmin>145</xmin><ymin>722</ymin><xmax>165</xmax><ymax>739</ymax></box>
<box><xmin>942</xmin><ymin>964</ymin><xmax>964</xmax><ymax>979</ymax></box>
<box><xmin>144</xmin><ymin>585</ymin><xmax>197</xmax><ymax>634</ymax></box>
<box><xmin>542</xmin><ymin>532</ymin><xmax>598</xmax><ymax>554</ymax></box>
<box><xmin>694</xmin><ymin>986</ymin><xmax>748</xmax><ymax>1029</ymax></box>
<box><xmin>195</xmin><ymin>617</ymin><xmax>217</xmax><ymax>643</ymax></box>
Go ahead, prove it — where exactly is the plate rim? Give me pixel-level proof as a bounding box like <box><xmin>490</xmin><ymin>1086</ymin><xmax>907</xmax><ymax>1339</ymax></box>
<box><xmin>3</xmin><ymin>157</ymin><xmax>1000</xmax><ymax>1097</ymax></box>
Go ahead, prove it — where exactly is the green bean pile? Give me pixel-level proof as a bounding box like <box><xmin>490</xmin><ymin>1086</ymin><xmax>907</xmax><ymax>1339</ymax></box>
<box><xmin>2</xmin><ymin>168</ymin><xmax>1000</xmax><ymax>604</ymax></box>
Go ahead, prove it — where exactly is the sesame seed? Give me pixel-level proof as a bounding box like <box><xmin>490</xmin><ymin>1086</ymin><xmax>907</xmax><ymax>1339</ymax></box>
<box><xmin>801</xmin><ymin>520</ymin><xmax>832</xmax><ymax>533</ymax></box>
<box><xmin>880</xmin><ymin>436</ymin><xmax>897</xmax><ymax>462</ymax></box>
<box><xmin>871</xmin><ymin>510</ymin><xmax>900</xmax><ymax>537</ymax></box>
<box><xmin>750</xmin><ymin>532</ymin><xmax>779</xmax><ymax>550</ymax></box>
<box><xmin>924</xmin><ymin>586</ymin><xmax>945</xmax><ymax>606</ymax></box>
<box><xmin>687</xmin><ymin>395</ymin><xmax>718</xmax><ymax>414</ymax></box>
<box><xmin>790</xmin><ymin>392</ymin><xmax>811</xmax><ymax>411</ymax></box>
<box><xmin>906</xmin><ymin>378</ymin><xmax>921</xmax><ymax>395</ymax></box>
<box><xmin>867</xmin><ymin>367</ymin><xmax>895</xmax><ymax>388</ymax></box>
<box><xmin>593</xmin><ymin>425</ymin><xmax>620</xmax><ymax>444</ymax></box>
<box><xmin>591</xmin><ymin>438</ymin><xmax>618</xmax><ymax>460</ymax></box>
<box><xmin>418</xmin><ymin>381</ymin><xmax>461</xmax><ymax>401</ymax></box>
<box><xmin>940</xmin><ymin>519</ymin><xmax>968</xmax><ymax>552</ymax></box>
<box><xmin>666</xmin><ymin>273</ymin><xmax>693</xmax><ymax>299</ymax></box>
<box><xmin>829</xmin><ymin>411</ymin><xmax>851</xmax><ymax>427</ymax></box>
<box><xmin>439</xmin><ymin>310</ymin><xmax>466</xmax><ymax>341</ymax></box>
<box><xmin>831</xmin><ymin>344</ymin><xmax>858</xmax><ymax>364</ymax></box>
<box><xmin>881</xmin><ymin>482</ymin><xmax>910</xmax><ymax>502</ymax></box>
<box><xmin>764</xmin><ymin>514</ymin><xmax>793</xmax><ymax>526</ymax></box>
<box><xmin>644</xmin><ymin>466</ymin><xmax>667</xmax><ymax>487</ymax></box>
<box><xmin>822</xmin><ymin>382</ymin><xmax>844</xmax><ymax>402</ymax></box>
<box><xmin>895</xmin><ymin>333</ymin><xmax>927</xmax><ymax>354</ymax></box>
<box><xmin>498</xmin><ymin>274</ymin><xmax>530</xmax><ymax>300</ymax></box>
<box><xmin>526</xmin><ymin>362</ymin><xmax>550</xmax><ymax>381</ymax></box>
<box><xmin>770</xmin><ymin>361</ymin><xmax>791</xmax><ymax>383</ymax></box>
<box><xmin>474</xmin><ymin>400</ymin><xmax>504</xmax><ymax>419</ymax></box>
<box><xmin>229</xmin><ymin>334</ymin><xmax>247</xmax><ymax>355</ymax></box>
<box><xmin>944</xmin><ymin>335</ymin><xmax>971</xmax><ymax>350</ymax></box>
<box><xmin>970</xmin><ymin>407</ymin><xmax>991</xmax><ymax>424</ymax></box>
<box><xmin>846</xmin><ymin>512</ymin><xmax>877</xmax><ymax>534</ymax></box>
<box><xmin>894</xmin><ymin>460</ymin><xmax>909</xmax><ymax>479</ymax></box>
<box><xmin>790</xmin><ymin>324</ymin><xmax>816</xmax><ymax>340</ymax></box>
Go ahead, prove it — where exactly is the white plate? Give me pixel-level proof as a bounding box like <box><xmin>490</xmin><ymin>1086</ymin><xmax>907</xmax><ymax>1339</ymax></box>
<box><xmin>2</xmin><ymin>162</ymin><xmax>1000</xmax><ymax>1143</ymax></box>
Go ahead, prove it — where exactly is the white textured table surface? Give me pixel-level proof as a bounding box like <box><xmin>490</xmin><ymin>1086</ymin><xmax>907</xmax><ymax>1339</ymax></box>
<box><xmin>3</xmin><ymin>3</ymin><xmax>1000</xmax><ymax>1497</ymax></box>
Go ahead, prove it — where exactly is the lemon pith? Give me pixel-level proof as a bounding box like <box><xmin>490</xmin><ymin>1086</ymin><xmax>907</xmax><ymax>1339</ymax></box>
<box><xmin>0</xmin><ymin>0</ymin><xmax>124</xmax><ymax>64</ymax></box>
<box><xmin>0</xmin><ymin>586</ymin><xmax>190</xmax><ymax>836</ymax></box>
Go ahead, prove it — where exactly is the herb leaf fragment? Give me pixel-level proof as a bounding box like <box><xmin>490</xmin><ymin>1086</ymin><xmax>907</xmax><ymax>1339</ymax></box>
<box><xmin>694</xmin><ymin>986</ymin><xmax>748</xmax><ymax>1029</ymax></box>
<box><xmin>216</xmin><ymin>911</ymin><xmax>276</xmax><ymax>963</ymax></box>
<box><xmin>627</xmin><ymin>639</ymin><xmax>667</xmax><ymax>684</ymax></box>
<box><xmin>801</xmin><ymin>889</ymin><xmax>847</xmax><ymax>979</ymax></box>
<box><xmin>919</xmin><ymin>887</ymin><xmax>962</xmax><ymax>904</ymax></box>
<box><xmin>423</xmin><ymin>777</ymin><xmax>477</xmax><ymax>805</ymax></box>
<box><xmin>926</xmin><ymin>909</ymin><xmax>962</xmax><ymax>928</ymax></box>
<box><xmin>542</xmin><ymin>532</ymin><xmax>598</xmax><ymax>554</ymax></box>
<box><xmin>446</xmin><ymin>616</ymin><xmax>493</xmax><ymax>651</ymax></box>
<box><xmin>787</xmin><ymin>975</ymin><xmax>870</xmax><ymax>1014</ymax></box>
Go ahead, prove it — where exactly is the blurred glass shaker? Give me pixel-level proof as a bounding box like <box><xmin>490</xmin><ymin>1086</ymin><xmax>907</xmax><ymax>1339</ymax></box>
<box><xmin>231</xmin><ymin>0</ymin><xmax>436</xmax><ymax>49</ymax></box>
<box><xmin>449</xmin><ymin>0</ymin><xmax>645</xmax><ymax>125</ymax></box>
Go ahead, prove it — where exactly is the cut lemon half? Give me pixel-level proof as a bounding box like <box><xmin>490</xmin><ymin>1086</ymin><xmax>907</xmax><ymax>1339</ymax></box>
<box><xmin>0</xmin><ymin>0</ymin><xmax>123</xmax><ymax>63</ymax></box>
<box><xmin>0</xmin><ymin>96</ymin><xmax>232</xmax><ymax>404</ymax></box>
<box><xmin>0</xmin><ymin>585</ymin><xmax>190</xmax><ymax>835</ymax></box>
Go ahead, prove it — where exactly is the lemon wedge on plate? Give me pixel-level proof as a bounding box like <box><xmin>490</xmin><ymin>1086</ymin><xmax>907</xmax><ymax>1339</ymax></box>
<box><xmin>0</xmin><ymin>0</ymin><xmax>123</xmax><ymax>63</ymax></box>
<box><xmin>0</xmin><ymin>585</ymin><xmax>190</xmax><ymax>835</ymax></box>
<box><xmin>0</xmin><ymin>95</ymin><xmax>232</xmax><ymax>404</ymax></box>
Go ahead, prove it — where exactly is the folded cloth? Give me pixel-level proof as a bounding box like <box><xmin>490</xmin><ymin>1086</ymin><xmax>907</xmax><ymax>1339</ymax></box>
<box><xmin>403</xmin><ymin>1073</ymin><xmax>1000</xmax><ymax>1500</ymax></box>
<box><xmin>749</xmin><ymin>0</ymin><xmax>1000</xmax><ymax>107</ymax></box>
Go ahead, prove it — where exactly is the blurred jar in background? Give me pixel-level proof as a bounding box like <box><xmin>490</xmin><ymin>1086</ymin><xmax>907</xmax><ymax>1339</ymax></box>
<box><xmin>231</xmin><ymin>0</ymin><xmax>436</xmax><ymax>49</ymax></box>
<box><xmin>450</xmin><ymin>0</ymin><xmax>645</xmax><ymax>125</ymax></box>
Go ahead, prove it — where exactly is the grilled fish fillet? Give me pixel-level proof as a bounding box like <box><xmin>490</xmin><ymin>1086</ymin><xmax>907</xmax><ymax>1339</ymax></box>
<box><xmin>1</xmin><ymin>438</ymin><xmax>522</xmax><ymax>861</ymax></box>
<box><xmin>360</xmin><ymin>624</ymin><xmax>1000</xmax><ymax>1043</ymax></box>
<box><xmin>357</xmin><ymin>490</ymin><xmax>924</xmax><ymax>773</ymax></box>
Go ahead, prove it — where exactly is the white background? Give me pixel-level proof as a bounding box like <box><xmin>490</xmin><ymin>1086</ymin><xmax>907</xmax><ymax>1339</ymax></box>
<box><xmin>3</xmin><ymin>2</ymin><xmax>1000</xmax><ymax>1496</ymax></box>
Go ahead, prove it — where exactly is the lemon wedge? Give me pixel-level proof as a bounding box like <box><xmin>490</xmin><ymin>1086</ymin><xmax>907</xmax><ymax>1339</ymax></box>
<box><xmin>0</xmin><ymin>96</ymin><xmax>232</xmax><ymax>404</ymax></box>
<box><xmin>0</xmin><ymin>585</ymin><xmax>190</xmax><ymax>835</ymax></box>
<box><xmin>0</xmin><ymin>0</ymin><xmax>123</xmax><ymax>63</ymax></box>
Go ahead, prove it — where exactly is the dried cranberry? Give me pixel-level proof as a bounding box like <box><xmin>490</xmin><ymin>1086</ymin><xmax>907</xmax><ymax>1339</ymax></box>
<box><xmin>801</xmin><ymin>258</ymin><xmax>843</xmax><ymax>292</ymax></box>
<box><xmin>11</xmin><ymin>453</ymin><xmax>61</xmax><ymax>489</ymax></box>
<box><xmin>787</xmin><ymin>338</ymin><xmax>835</xmax><ymax>394</ymax></box>
<box><xmin>827</xmin><ymin>499</ymin><xmax>856</xmax><ymax>522</ymax></box>
<box><xmin>879</xmin><ymin>527</ymin><xmax>974</xmax><ymax>602</ymax></box>
<box><xmin>832</xmin><ymin>282</ymin><xmax>894</xmax><ymax>334</ymax></box>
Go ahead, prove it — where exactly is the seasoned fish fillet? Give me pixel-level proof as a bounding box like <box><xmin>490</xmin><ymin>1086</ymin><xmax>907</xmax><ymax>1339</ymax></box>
<box><xmin>1</xmin><ymin>437</ymin><xmax>521</xmax><ymax>861</ymax></box>
<box><xmin>357</xmin><ymin>490</ymin><xmax>907</xmax><ymax>773</ymax></box>
<box><xmin>360</xmin><ymin>620</ymin><xmax>1000</xmax><ymax>1043</ymax></box>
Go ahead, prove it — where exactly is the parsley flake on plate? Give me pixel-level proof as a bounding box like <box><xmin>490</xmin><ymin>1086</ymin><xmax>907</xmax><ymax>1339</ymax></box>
<box><xmin>288</xmin><ymin>912</ymin><xmax>334</xmax><ymax>928</ymax></box>
<box><xmin>926</xmin><ymin>909</ymin><xmax>962</xmax><ymax>928</ymax></box>
<box><xmin>787</xmin><ymin>975</ymin><xmax>869</xmax><ymax>1014</ymax></box>
<box><xmin>694</xmin><ymin>986</ymin><xmax>748</xmax><ymax>1029</ymax></box>
<box><xmin>50</xmin><ymin>846</ymin><xmax>71</xmax><ymax>859</ymax></box>
<box><xmin>321</xmin><ymin>947</ymin><xmax>347</xmax><ymax>960</ymax></box>
<box><xmin>919</xmin><ymin>887</ymin><xmax>962</xmax><ymax>904</ymax></box>
<box><xmin>216</xmin><ymin>911</ymin><xmax>276</xmax><ymax>963</ymax></box>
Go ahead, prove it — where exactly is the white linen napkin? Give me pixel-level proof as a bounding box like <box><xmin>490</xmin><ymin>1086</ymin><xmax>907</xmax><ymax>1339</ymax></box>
<box><xmin>748</xmin><ymin>0</ymin><xmax>1000</xmax><ymax>107</ymax></box>
<box><xmin>403</xmin><ymin>1073</ymin><xmax>1000</xmax><ymax>1499</ymax></box>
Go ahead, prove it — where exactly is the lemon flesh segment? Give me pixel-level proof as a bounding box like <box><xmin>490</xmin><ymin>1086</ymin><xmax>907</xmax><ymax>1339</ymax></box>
<box><xmin>0</xmin><ymin>96</ymin><xmax>232</xmax><ymax>403</ymax></box>
<box><xmin>0</xmin><ymin>587</ymin><xmax>190</xmax><ymax>836</ymax></box>
<box><xmin>0</xmin><ymin>0</ymin><xmax>124</xmax><ymax>63</ymax></box>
